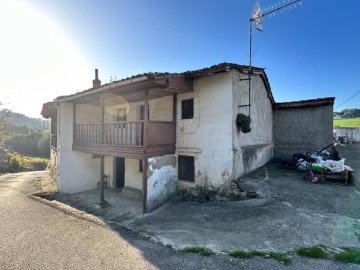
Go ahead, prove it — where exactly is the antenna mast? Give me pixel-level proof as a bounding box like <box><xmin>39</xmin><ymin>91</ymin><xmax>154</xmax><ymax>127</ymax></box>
<box><xmin>243</xmin><ymin>0</ymin><xmax>301</xmax><ymax>117</ymax></box>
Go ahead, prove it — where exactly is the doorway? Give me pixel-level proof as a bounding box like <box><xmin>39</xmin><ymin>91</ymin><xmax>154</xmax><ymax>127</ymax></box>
<box><xmin>115</xmin><ymin>157</ymin><xmax>125</xmax><ymax>188</ymax></box>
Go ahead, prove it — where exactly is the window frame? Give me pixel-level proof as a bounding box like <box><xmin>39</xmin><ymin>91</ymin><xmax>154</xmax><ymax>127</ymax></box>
<box><xmin>181</xmin><ymin>99</ymin><xmax>194</xmax><ymax>119</ymax></box>
<box><xmin>178</xmin><ymin>155</ymin><xmax>195</xmax><ymax>182</ymax></box>
<box><xmin>117</xmin><ymin>108</ymin><xmax>127</xmax><ymax>122</ymax></box>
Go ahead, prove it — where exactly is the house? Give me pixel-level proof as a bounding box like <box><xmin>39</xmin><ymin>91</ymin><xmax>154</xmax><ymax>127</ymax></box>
<box><xmin>41</xmin><ymin>63</ymin><xmax>334</xmax><ymax>213</ymax></box>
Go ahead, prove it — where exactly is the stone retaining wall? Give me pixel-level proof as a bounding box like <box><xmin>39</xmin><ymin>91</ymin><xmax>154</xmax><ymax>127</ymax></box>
<box><xmin>334</xmin><ymin>128</ymin><xmax>360</xmax><ymax>143</ymax></box>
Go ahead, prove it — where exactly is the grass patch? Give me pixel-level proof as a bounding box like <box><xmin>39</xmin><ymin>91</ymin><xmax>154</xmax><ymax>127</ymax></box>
<box><xmin>296</xmin><ymin>246</ymin><xmax>326</xmax><ymax>259</ymax></box>
<box><xmin>269</xmin><ymin>252</ymin><xmax>291</xmax><ymax>265</ymax></box>
<box><xmin>181</xmin><ymin>246</ymin><xmax>213</xmax><ymax>256</ymax></box>
<box><xmin>228</xmin><ymin>250</ymin><xmax>291</xmax><ymax>265</ymax></box>
<box><xmin>228</xmin><ymin>250</ymin><xmax>249</xmax><ymax>258</ymax></box>
<box><xmin>334</xmin><ymin>249</ymin><xmax>360</xmax><ymax>264</ymax></box>
<box><xmin>355</xmin><ymin>231</ymin><xmax>360</xmax><ymax>240</ymax></box>
<box><xmin>334</xmin><ymin>117</ymin><xmax>360</xmax><ymax>128</ymax></box>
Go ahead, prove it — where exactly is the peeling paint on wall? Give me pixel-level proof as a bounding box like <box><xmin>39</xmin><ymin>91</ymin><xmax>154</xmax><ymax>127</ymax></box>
<box><xmin>146</xmin><ymin>155</ymin><xmax>176</xmax><ymax>212</ymax></box>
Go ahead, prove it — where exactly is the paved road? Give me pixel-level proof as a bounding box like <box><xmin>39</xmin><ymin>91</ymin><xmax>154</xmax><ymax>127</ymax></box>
<box><xmin>0</xmin><ymin>171</ymin><xmax>258</xmax><ymax>270</ymax></box>
<box><xmin>1</xmin><ymin>171</ymin><xmax>359</xmax><ymax>270</ymax></box>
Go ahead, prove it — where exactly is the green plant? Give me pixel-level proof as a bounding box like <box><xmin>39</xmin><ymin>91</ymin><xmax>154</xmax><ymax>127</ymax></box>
<box><xmin>34</xmin><ymin>179</ymin><xmax>42</xmax><ymax>190</ymax></box>
<box><xmin>334</xmin><ymin>249</ymin><xmax>360</xmax><ymax>264</ymax></box>
<box><xmin>181</xmin><ymin>246</ymin><xmax>213</xmax><ymax>256</ymax></box>
<box><xmin>228</xmin><ymin>250</ymin><xmax>249</xmax><ymax>258</ymax></box>
<box><xmin>228</xmin><ymin>250</ymin><xmax>290</xmax><ymax>265</ymax></box>
<box><xmin>269</xmin><ymin>252</ymin><xmax>291</xmax><ymax>265</ymax></box>
<box><xmin>296</xmin><ymin>246</ymin><xmax>326</xmax><ymax>259</ymax></box>
<box><xmin>165</xmin><ymin>244</ymin><xmax>172</xmax><ymax>248</ymax></box>
<box><xmin>236</xmin><ymin>113</ymin><xmax>251</xmax><ymax>133</ymax></box>
<box><xmin>9</xmin><ymin>152</ymin><xmax>22</xmax><ymax>171</ymax></box>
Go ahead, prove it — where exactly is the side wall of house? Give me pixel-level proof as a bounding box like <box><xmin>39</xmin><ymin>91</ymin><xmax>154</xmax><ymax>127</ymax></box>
<box><xmin>273</xmin><ymin>105</ymin><xmax>334</xmax><ymax>159</ymax></box>
<box><xmin>57</xmin><ymin>102</ymin><xmax>101</xmax><ymax>193</ymax></box>
<box><xmin>176</xmin><ymin>72</ymin><xmax>234</xmax><ymax>191</ymax></box>
<box><xmin>232</xmin><ymin>70</ymin><xmax>274</xmax><ymax>178</ymax></box>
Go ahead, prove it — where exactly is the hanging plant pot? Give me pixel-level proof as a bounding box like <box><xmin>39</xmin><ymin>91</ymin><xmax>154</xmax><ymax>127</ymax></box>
<box><xmin>236</xmin><ymin>113</ymin><xmax>251</xmax><ymax>133</ymax></box>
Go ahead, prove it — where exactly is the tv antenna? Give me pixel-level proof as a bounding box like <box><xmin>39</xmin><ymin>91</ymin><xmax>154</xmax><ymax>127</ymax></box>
<box><xmin>241</xmin><ymin>0</ymin><xmax>301</xmax><ymax>117</ymax></box>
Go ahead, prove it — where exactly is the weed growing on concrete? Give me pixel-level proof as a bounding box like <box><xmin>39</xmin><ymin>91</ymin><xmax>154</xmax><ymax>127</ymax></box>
<box><xmin>34</xmin><ymin>179</ymin><xmax>42</xmax><ymax>190</ymax></box>
<box><xmin>228</xmin><ymin>250</ymin><xmax>290</xmax><ymax>265</ymax></box>
<box><xmin>296</xmin><ymin>246</ymin><xmax>326</xmax><ymax>259</ymax></box>
<box><xmin>355</xmin><ymin>231</ymin><xmax>360</xmax><ymax>240</ymax></box>
<box><xmin>334</xmin><ymin>249</ymin><xmax>360</xmax><ymax>264</ymax></box>
<box><xmin>165</xmin><ymin>244</ymin><xmax>172</xmax><ymax>249</ymax></box>
<box><xmin>269</xmin><ymin>252</ymin><xmax>291</xmax><ymax>265</ymax></box>
<box><xmin>228</xmin><ymin>250</ymin><xmax>249</xmax><ymax>258</ymax></box>
<box><xmin>137</xmin><ymin>230</ymin><xmax>155</xmax><ymax>239</ymax></box>
<box><xmin>181</xmin><ymin>246</ymin><xmax>213</xmax><ymax>256</ymax></box>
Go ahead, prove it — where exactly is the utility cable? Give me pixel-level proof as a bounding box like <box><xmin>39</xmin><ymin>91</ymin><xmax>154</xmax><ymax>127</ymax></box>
<box><xmin>334</xmin><ymin>90</ymin><xmax>360</xmax><ymax>109</ymax></box>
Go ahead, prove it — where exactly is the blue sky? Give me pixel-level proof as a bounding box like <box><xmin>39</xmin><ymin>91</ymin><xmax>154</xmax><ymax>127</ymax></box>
<box><xmin>1</xmin><ymin>0</ymin><xmax>359</xmax><ymax>117</ymax></box>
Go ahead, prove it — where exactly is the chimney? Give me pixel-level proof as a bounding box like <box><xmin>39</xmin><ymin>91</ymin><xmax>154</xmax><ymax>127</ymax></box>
<box><xmin>92</xmin><ymin>69</ymin><xmax>101</xmax><ymax>88</ymax></box>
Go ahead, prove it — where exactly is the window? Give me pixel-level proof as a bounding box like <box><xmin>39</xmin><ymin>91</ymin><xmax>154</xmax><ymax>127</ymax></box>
<box><xmin>178</xmin><ymin>155</ymin><xmax>195</xmax><ymax>182</ymax></box>
<box><xmin>181</xmin><ymin>99</ymin><xmax>194</xmax><ymax>119</ymax></box>
<box><xmin>117</xmin><ymin>108</ymin><xmax>126</xmax><ymax>122</ymax></box>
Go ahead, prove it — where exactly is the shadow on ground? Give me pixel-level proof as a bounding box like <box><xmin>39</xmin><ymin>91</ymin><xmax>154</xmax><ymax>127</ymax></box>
<box><xmin>34</xmin><ymin>144</ymin><xmax>360</xmax><ymax>269</ymax></box>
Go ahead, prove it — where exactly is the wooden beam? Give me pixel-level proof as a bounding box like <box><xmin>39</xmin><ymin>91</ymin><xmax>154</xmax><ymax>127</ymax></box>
<box><xmin>100</xmin><ymin>155</ymin><xmax>105</xmax><ymax>203</ymax></box>
<box><xmin>157</xmin><ymin>77</ymin><xmax>193</xmax><ymax>91</ymax></box>
<box><xmin>142</xmin><ymin>158</ymin><xmax>148</xmax><ymax>214</ymax></box>
<box><xmin>173</xmin><ymin>94</ymin><xmax>177</xmax><ymax>144</ymax></box>
<box><xmin>73</xmin><ymin>103</ymin><xmax>76</xmax><ymax>142</ymax></box>
<box><xmin>143</xmin><ymin>89</ymin><xmax>149</xmax><ymax>153</ymax></box>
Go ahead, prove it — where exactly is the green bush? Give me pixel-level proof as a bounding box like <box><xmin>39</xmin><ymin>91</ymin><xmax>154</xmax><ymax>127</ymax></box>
<box><xmin>9</xmin><ymin>152</ymin><xmax>22</xmax><ymax>171</ymax></box>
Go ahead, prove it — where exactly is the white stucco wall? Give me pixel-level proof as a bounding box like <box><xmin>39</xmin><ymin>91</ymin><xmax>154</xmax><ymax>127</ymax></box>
<box><xmin>147</xmin><ymin>155</ymin><xmax>176</xmax><ymax>212</ymax></box>
<box><xmin>57</xmin><ymin>102</ymin><xmax>100</xmax><ymax>193</ymax></box>
<box><xmin>103</xmin><ymin>95</ymin><xmax>173</xmax><ymax>122</ymax></box>
<box><xmin>76</xmin><ymin>104</ymin><xmax>101</xmax><ymax>123</ymax></box>
<box><xmin>232</xmin><ymin>70</ymin><xmax>273</xmax><ymax>177</ymax></box>
<box><xmin>176</xmin><ymin>72</ymin><xmax>234</xmax><ymax>189</ymax></box>
<box><xmin>125</xmin><ymin>158</ymin><xmax>142</xmax><ymax>190</ymax></box>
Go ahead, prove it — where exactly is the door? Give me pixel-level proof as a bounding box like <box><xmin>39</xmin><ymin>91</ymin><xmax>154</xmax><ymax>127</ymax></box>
<box><xmin>115</xmin><ymin>157</ymin><xmax>125</xmax><ymax>188</ymax></box>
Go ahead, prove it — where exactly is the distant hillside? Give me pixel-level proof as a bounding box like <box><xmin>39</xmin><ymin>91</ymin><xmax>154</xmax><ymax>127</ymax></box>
<box><xmin>0</xmin><ymin>109</ymin><xmax>49</xmax><ymax>130</ymax></box>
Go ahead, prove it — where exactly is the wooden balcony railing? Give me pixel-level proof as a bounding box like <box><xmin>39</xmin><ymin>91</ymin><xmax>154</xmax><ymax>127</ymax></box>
<box><xmin>74</xmin><ymin>121</ymin><xmax>144</xmax><ymax>146</ymax></box>
<box><xmin>74</xmin><ymin>120</ymin><xmax>175</xmax><ymax>147</ymax></box>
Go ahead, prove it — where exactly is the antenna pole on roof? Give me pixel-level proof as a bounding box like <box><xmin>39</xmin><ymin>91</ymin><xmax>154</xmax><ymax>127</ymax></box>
<box><xmin>245</xmin><ymin>0</ymin><xmax>301</xmax><ymax>118</ymax></box>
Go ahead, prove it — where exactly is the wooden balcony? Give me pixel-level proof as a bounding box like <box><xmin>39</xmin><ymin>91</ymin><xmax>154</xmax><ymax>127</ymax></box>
<box><xmin>72</xmin><ymin>121</ymin><xmax>175</xmax><ymax>159</ymax></box>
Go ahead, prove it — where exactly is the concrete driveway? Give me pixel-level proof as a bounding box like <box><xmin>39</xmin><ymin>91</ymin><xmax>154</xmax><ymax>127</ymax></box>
<box><xmin>53</xmin><ymin>144</ymin><xmax>360</xmax><ymax>256</ymax></box>
<box><xmin>130</xmin><ymin>160</ymin><xmax>360</xmax><ymax>253</ymax></box>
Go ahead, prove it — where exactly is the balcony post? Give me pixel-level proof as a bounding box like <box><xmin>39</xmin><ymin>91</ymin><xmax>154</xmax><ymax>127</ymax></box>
<box><xmin>142</xmin><ymin>158</ymin><xmax>148</xmax><ymax>214</ymax></box>
<box><xmin>99</xmin><ymin>106</ymin><xmax>107</xmax><ymax>207</ymax></box>
<box><xmin>144</xmin><ymin>89</ymin><xmax>149</xmax><ymax>151</ymax></box>
<box><xmin>173</xmin><ymin>94</ymin><xmax>177</xmax><ymax>143</ymax></box>
<box><xmin>73</xmin><ymin>103</ymin><xmax>76</xmax><ymax>142</ymax></box>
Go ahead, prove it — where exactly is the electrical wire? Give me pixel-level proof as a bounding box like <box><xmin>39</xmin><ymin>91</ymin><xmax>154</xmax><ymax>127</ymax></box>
<box><xmin>334</xmin><ymin>90</ymin><xmax>360</xmax><ymax>109</ymax></box>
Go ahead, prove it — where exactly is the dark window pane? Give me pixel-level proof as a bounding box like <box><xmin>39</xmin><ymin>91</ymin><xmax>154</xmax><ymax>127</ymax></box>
<box><xmin>181</xmin><ymin>99</ymin><xmax>194</xmax><ymax>119</ymax></box>
<box><xmin>178</xmin><ymin>155</ymin><xmax>194</xmax><ymax>182</ymax></box>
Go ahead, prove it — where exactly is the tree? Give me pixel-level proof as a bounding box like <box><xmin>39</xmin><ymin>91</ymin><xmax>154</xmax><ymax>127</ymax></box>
<box><xmin>333</xmin><ymin>108</ymin><xmax>360</xmax><ymax>119</ymax></box>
